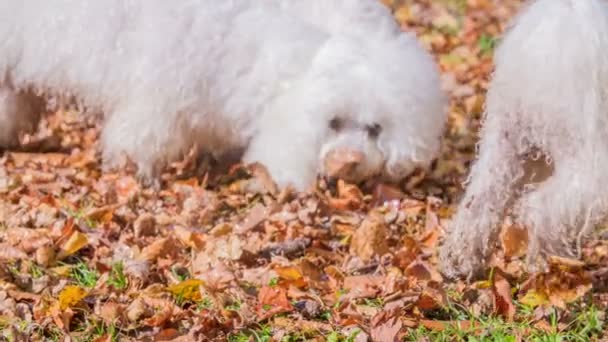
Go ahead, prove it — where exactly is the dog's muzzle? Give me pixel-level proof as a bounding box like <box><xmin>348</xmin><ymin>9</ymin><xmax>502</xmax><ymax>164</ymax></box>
<box><xmin>323</xmin><ymin>148</ymin><xmax>365</xmax><ymax>181</ymax></box>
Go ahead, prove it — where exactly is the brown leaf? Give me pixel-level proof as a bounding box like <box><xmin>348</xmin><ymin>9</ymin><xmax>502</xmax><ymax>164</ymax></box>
<box><xmin>173</xmin><ymin>226</ymin><xmax>205</xmax><ymax>251</ymax></box>
<box><xmin>97</xmin><ymin>301</ymin><xmax>124</xmax><ymax>323</ymax></box>
<box><xmin>134</xmin><ymin>213</ymin><xmax>157</xmax><ymax>238</ymax></box>
<box><xmin>126</xmin><ymin>298</ymin><xmax>148</xmax><ymax>322</ymax></box>
<box><xmin>419</xmin><ymin>226</ymin><xmax>441</xmax><ymax>249</ymax></box>
<box><xmin>9</xmin><ymin>152</ymin><xmax>68</xmax><ymax>168</ymax></box>
<box><xmin>57</xmin><ymin>231</ymin><xmax>89</xmax><ymax>260</ymax></box>
<box><xmin>84</xmin><ymin>204</ymin><xmax>116</xmax><ymax>224</ymax></box>
<box><xmin>371</xmin><ymin>316</ymin><xmax>402</xmax><ymax>342</ymax></box>
<box><xmin>371</xmin><ymin>183</ymin><xmax>404</xmax><ymax>207</ymax></box>
<box><xmin>547</xmin><ymin>255</ymin><xmax>585</xmax><ymax>268</ymax></box>
<box><xmin>393</xmin><ymin>237</ymin><xmax>420</xmax><ymax>270</ymax></box>
<box><xmin>138</xmin><ymin>237</ymin><xmax>172</xmax><ymax>262</ymax></box>
<box><xmin>274</xmin><ymin>266</ymin><xmax>307</xmax><ymax>289</ymax></box>
<box><xmin>8</xmin><ymin>289</ymin><xmax>40</xmax><ymax>302</ymax></box>
<box><xmin>420</xmin><ymin>320</ymin><xmax>475</xmax><ymax>332</ymax></box>
<box><xmin>500</xmin><ymin>224</ymin><xmax>528</xmax><ymax>258</ymax></box>
<box><xmin>343</xmin><ymin>275</ymin><xmax>384</xmax><ymax>300</ymax></box>
<box><xmin>328</xmin><ymin>180</ymin><xmax>364</xmax><ymax>211</ymax></box>
<box><xmin>349</xmin><ymin>213</ymin><xmax>389</xmax><ymax>261</ymax></box>
<box><xmin>0</xmin><ymin>243</ymin><xmax>28</xmax><ymax>260</ymax></box>
<box><xmin>246</xmin><ymin>162</ymin><xmax>278</xmax><ymax>195</ymax></box>
<box><xmin>115</xmin><ymin>176</ymin><xmax>140</xmax><ymax>203</ymax></box>
<box><xmin>155</xmin><ymin>329</ymin><xmax>181</xmax><ymax>341</ymax></box>
<box><xmin>5</xmin><ymin>227</ymin><xmax>50</xmax><ymax>250</ymax></box>
<box><xmin>236</xmin><ymin>203</ymin><xmax>269</xmax><ymax>233</ymax></box>
<box><xmin>416</xmin><ymin>287</ymin><xmax>447</xmax><ymax>311</ymax></box>
<box><xmin>257</xmin><ymin>286</ymin><xmax>293</xmax><ymax>320</ymax></box>
<box><xmin>492</xmin><ymin>274</ymin><xmax>515</xmax><ymax>321</ymax></box>
<box><xmin>142</xmin><ymin>297</ymin><xmax>175</xmax><ymax>327</ymax></box>
<box><xmin>405</xmin><ymin>261</ymin><xmax>443</xmax><ymax>282</ymax></box>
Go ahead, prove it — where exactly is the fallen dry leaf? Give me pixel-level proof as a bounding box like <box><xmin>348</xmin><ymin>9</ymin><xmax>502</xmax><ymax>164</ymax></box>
<box><xmin>371</xmin><ymin>316</ymin><xmax>402</xmax><ymax>342</ymax></box>
<box><xmin>167</xmin><ymin>279</ymin><xmax>205</xmax><ymax>303</ymax></box>
<box><xmin>501</xmin><ymin>224</ymin><xmax>529</xmax><ymax>258</ymax></box>
<box><xmin>57</xmin><ymin>231</ymin><xmax>88</xmax><ymax>260</ymax></box>
<box><xmin>328</xmin><ymin>180</ymin><xmax>364</xmax><ymax>211</ymax></box>
<box><xmin>492</xmin><ymin>274</ymin><xmax>515</xmax><ymax>321</ymax></box>
<box><xmin>349</xmin><ymin>212</ymin><xmax>390</xmax><ymax>261</ymax></box>
<box><xmin>1</xmin><ymin>2</ymin><xmax>602</xmax><ymax>340</ymax></box>
<box><xmin>257</xmin><ymin>285</ymin><xmax>293</xmax><ymax>320</ymax></box>
<box><xmin>0</xmin><ymin>243</ymin><xmax>28</xmax><ymax>260</ymax></box>
<box><xmin>138</xmin><ymin>237</ymin><xmax>172</xmax><ymax>262</ymax></box>
<box><xmin>58</xmin><ymin>285</ymin><xmax>87</xmax><ymax>310</ymax></box>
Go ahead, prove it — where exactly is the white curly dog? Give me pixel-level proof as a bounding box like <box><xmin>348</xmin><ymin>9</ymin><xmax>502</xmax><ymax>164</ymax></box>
<box><xmin>440</xmin><ymin>0</ymin><xmax>608</xmax><ymax>279</ymax></box>
<box><xmin>0</xmin><ymin>0</ymin><xmax>446</xmax><ymax>190</ymax></box>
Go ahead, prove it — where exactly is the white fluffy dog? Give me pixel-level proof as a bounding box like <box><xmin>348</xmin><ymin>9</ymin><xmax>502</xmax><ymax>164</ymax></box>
<box><xmin>0</xmin><ymin>0</ymin><xmax>446</xmax><ymax>191</ymax></box>
<box><xmin>440</xmin><ymin>0</ymin><xmax>608</xmax><ymax>278</ymax></box>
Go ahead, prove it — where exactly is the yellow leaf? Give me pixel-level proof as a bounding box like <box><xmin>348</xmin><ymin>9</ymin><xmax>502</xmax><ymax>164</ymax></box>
<box><xmin>58</xmin><ymin>285</ymin><xmax>87</xmax><ymax>310</ymax></box>
<box><xmin>274</xmin><ymin>266</ymin><xmax>307</xmax><ymax>288</ymax></box>
<box><xmin>49</xmin><ymin>265</ymin><xmax>72</xmax><ymax>277</ymax></box>
<box><xmin>519</xmin><ymin>290</ymin><xmax>549</xmax><ymax>308</ymax></box>
<box><xmin>474</xmin><ymin>280</ymin><xmax>492</xmax><ymax>289</ymax></box>
<box><xmin>58</xmin><ymin>231</ymin><xmax>88</xmax><ymax>260</ymax></box>
<box><xmin>274</xmin><ymin>266</ymin><xmax>303</xmax><ymax>281</ymax></box>
<box><xmin>166</xmin><ymin>279</ymin><xmax>204</xmax><ymax>302</ymax></box>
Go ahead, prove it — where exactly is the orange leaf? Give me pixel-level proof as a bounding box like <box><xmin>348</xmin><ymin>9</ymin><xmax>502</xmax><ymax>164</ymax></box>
<box><xmin>257</xmin><ymin>286</ymin><xmax>293</xmax><ymax>319</ymax></box>
<box><xmin>142</xmin><ymin>298</ymin><xmax>174</xmax><ymax>327</ymax></box>
<box><xmin>328</xmin><ymin>180</ymin><xmax>364</xmax><ymax>211</ymax></box>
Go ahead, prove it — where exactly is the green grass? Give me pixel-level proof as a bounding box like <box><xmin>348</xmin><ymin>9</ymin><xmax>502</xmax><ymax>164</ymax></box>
<box><xmin>229</xmin><ymin>326</ymin><xmax>361</xmax><ymax>342</ymax></box>
<box><xmin>196</xmin><ymin>297</ymin><xmax>214</xmax><ymax>311</ymax></box>
<box><xmin>268</xmin><ymin>277</ymin><xmax>279</xmax><ymax>287</ymax></box>
<box><xmin>363</xmin><ymin>297</ymin><xmax>384</xmax><ymax>308</ymax></box>
<box><xmin>73</xmin><ymin>320</ymin><xmax>119</xmax><ymax>342</ymax></box>
<box><xmin>478</xmin><ymin>34</ymin><xmax>497</xmax><ymax>56</ymax></box>
<box><xmin>326</xmin><ymin>329</ymin><xmax>361</xmax><ymax>342</ymax></box>
<box><xmin>107</xmin><ymin>262</ymin><xmax>128</xmax><ymax>290</ymax></box>
<box><xmin>228</xmin><ymin>325</ymin><xmax>273</xmax><ymax>342</ymax></box>
<box><xmin>28</xmin><ymin>261</ymin><xmax>45</xmax><ymax>279</ymax></box>
<box><xmin>64</xmin><ymin>202</ymin><xmax>98</xmax><ymax>228</ymax></box>
<box><xmin>405</xmin><ymin>301</ymin><xmax>604</xmax><ymax>341</ymax></box>
<box><xmin>70</xmin><ymin>261</ymin><xmax>98</xmax><ymax>288</ymax></box>
<box><xmin>225</xmin><ymin>297</ymin><xmax>243</xmax><ymax>312</ymax></box>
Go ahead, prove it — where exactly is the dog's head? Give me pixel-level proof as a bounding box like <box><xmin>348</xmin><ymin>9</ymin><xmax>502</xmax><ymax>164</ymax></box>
<box><xmin>309</xmin><ymin>34</ymin><xmax>447</xmax><ymax>185</ymax></box>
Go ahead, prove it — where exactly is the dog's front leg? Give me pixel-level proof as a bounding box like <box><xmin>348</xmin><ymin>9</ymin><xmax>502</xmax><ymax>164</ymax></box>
<box><xmin>439</xmin><ymin>127</ymin><xmax>523</xmax><ymax>280</ymax></box>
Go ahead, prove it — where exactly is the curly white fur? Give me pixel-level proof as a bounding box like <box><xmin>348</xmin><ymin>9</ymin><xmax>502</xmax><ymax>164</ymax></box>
<box><xmin>0</xmin><ymin>0</ymin><xmax>446</xmax><ymax>190</ymax></box>
<box><xmin>440</xmin><ymin>0</ymin><xmax>608</xmax><ymax>279</ymax></box>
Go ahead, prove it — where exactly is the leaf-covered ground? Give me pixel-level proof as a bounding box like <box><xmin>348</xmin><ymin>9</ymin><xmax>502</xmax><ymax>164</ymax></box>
<box><xmin>2</xmin><ymin>1</ymin><xmax>608</xmax><ymax>341</ymax></box>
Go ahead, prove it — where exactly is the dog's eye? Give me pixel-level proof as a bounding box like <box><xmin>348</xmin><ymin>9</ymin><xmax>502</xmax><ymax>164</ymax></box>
<box><xmin>329</xmin><ymin>118</ymin><xmax>343</xmax><ymax>131</ymax></box>
<box><xmin>366</xmin><ymin>123</ymin><xmax>382</xmax><ymax>138</ymax></box>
